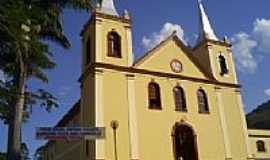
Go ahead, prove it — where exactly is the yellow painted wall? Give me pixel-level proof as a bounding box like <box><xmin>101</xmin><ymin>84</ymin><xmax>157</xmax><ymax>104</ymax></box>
<box><xmin>82</xmin><ymin>24</ymin><xmax>96</xmax><ymax>71</ymax></box>
<box><xmin>42</xmin><ymin>142</ymin><xmax>82</xmax><ymax>160</ymax></box>
<box><xmin>97</xmin><ymin>19</ymin><xmax>131</xmax><ymax>67</ymax></box>
<box><xmin>86</xmin><ymin>67</ymin><xmax>249</xmax><ymax>160</ymax></box>
<box><xmin>136</xmin><ymin>39</ymin><xmax>207</xmax><ymax>79</ymax></box>
<box><xmin>81</xmin><ymin>12</ymin><xmax>133</xmax><ymax>69</ymax></box>
<box><xmin>134</xmin><ymin>75</ymin><xmax>226</xmax><ymax>160</ymax></box>
<box><xmin>40</xmin><ymin>113</ymin><xmax>83</xmax><ymax>160</ymax></box>
<box><xmin>80</xmin><ymin>12</ymin><xmax>133</xmax><ymax>160</ymax></box>
<box><xmin>80</xmin><ymin>11</ymin><xmax>251</xmax><ymax>160</ymax></box>
<box><xmin>133</xmin><ymin>37</ymin><xmax>248</xmax><ymax>159</ymax></box>
<box><xmin>208</xmin><ymin>42</ymin><xmax>238</xmax><ymax>84</ymax></box>
<box><xmin>248</xmin><ymin>129</ymin><xmax>270</xmax><ymax>159</ymax></box>
<box><xmin>193</xmin><ymin>41</ymin><xmax>238</xmax><ymax>84</ymax></box>
<box><xmin>81</xmin><ymin>70</ymin><xmax>97</xmax><ymax>160</ymax></box>
<box><xmin>219</xmin><ymin>89</ymin><xmax>249</xmax><ymax>159</ymax></box>
<box><xmin>102</xmin><ymin>71</ymin><xmax>131</xmax><ymax>160</ymax></box>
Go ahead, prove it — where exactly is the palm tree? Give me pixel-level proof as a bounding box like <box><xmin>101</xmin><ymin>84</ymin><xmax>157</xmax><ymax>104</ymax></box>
<box><xmin>0</xmin><ymin>0</ymin><xmax>94</xmax><ymax>159</ymax></box>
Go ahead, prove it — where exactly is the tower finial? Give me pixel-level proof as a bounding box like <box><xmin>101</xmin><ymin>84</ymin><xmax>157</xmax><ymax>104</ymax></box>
<box><xmin>99</xmin><ymin>0</ymin><xmax>119</xmax><ymax>16</ymax></box>
<box><xmin>197</xmin><ymin>0</ymin><xmax>218</xmax><ymax>43</ymax></box>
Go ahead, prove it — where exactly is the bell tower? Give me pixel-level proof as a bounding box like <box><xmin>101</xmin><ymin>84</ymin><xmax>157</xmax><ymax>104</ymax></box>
<box><xmin>81</xmin><ymin>0</ymin><xmax>133</xmax><ymax>73</ymax></box>
<box><xmin>193</xmin><ymin>1</ymin><xmax>253</xmax><ymax>159</ymax></box>
<box><xmin>80</xmin><ymin>1</ymin><xmax>134</xmax><ymax>160</ymax></box>
<box><xmin>193</xmin><ymin>0</ymin><xmax>238</xmax><ymax>84</ymax></box>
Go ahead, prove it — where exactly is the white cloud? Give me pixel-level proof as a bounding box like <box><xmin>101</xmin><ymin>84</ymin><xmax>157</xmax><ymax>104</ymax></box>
<box><xmin>57</xmin><ymin>86</ymin><xmax>72</xmax><ymax>97</ymax></box>
<box><xmin>142</xmin><ymin>22</ymin><xmax>186</xmax><ymax>50</ymax></box>
<box><xmin>231</xmin><ymin>18</ymin><xmax>270</xmax><ymax>73</ymax></box>
<box><xmin>264</xmin><ymin>89</ymin><xmax>270</xmax><ymax>97</ymax></box>
<box><xmin>231</xmin><ymin>32</ymin><xmax>258</xmax><ymax>73</ymax></box>
<box><xmin>141</xmin><ymin>19</ymin><xmax>270</xmax><ymax>74</ymax></box>
<box><xmin>253</xmin><ymin>18</ymin><xmax>270</xmax><ymax>52</ymax></box>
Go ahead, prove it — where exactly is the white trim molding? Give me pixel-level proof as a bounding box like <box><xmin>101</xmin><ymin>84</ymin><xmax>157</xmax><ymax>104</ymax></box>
<box><xmin>215</xmin><ymin>87</ymin><xmax>232</xmax><ymax>159</ymax></box>
<box><xmin>127</xmin><ymin>74</ymin><xmax>140</xmax><ymax>159</ymax></box>
<box><xmin>95</xmin><ymin>70</ymin><xmax>106</xmax><ymax>159</ymax></box>
<box><xmin>235</xmin><ymin>90</ymin><xmax>254</xmax><ymax>159</ymax></box>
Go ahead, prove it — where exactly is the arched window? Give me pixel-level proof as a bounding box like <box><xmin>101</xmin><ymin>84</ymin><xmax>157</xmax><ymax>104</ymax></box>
<box><xmin>257</xmin><ymin>140</ymin><xmax>266</xmax><ymax>152</ymax></box>
<box><xmin>148</xmin><ymin>82</ymin><xmax>162</xmax><ymax>109</ymax></box>
<box><xmin>107</xmin><ymin>31</ymin><xmax>121</xmax><ymax>58</ymax></box>
<box><xmin>173</xmin><ymin>87</ymin><xmax>187</xmax><ymax>112</ymax></box>
<box><xmin>197</xmin><ymin>89</ymin><xmax>209</xmax><ymax>113</ymax></box>
<box><xmin>86</xmin><ymin>37</ymin><xmax>91</xmax><ymax>65</ymax></box>
<box><xmin>219</xmin><ymin>55</ymin><xmax>228</xmax><ymax>75</ymax></box>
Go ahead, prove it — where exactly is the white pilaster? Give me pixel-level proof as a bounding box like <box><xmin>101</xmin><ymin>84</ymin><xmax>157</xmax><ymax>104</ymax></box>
<box><xmin>235</xmin><ymin>90</ymin><xmax>254</xmax><ymax>159</ymax></box>
<box><xmin>95</xmin><ymin>19</ymin><xmax>103</xmax><ymax>63</ymax></box>
<box><xmin>228</xmin><ymin>50</ymin><xmax>239</xmax><ymax>84</ymax></box>
<box><xmin>126</xmin><ymin>75</ymin><xmax>140</xmax><ymax>159</ymax></box>
<box><xmin>126</xmin><ymin>27</ymin><xmax>134</xmax><ymax>67</ymax></box>
<box><xmin>215</xmin><ymin>87</ymin><xmax>232</xmax><ymax>159</ymax></box>
<box><xmin>95</xmin><ymin>69</ymin><xmax>105</xmax><ymax>159</ymax></box>
<box><xmin>208</xmin><ymin>48</ymin><xmax>217</xmax><ymax>78</ymax></box>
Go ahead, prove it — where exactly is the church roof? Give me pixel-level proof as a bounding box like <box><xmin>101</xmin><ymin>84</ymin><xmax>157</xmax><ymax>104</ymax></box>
<box><xmin>99</xmin><ymin>0</ymin><xmax>119</xmax><ymax>16</ymax></box>
<box><xmin>55</xmin><ymin>100</ymin><xmax>80</xmax><ymax>127</ymax></box>
<box><xmin>197</xmin><ymin>0</ymin><xmax>218</xmax><ymax>43</ymax></box>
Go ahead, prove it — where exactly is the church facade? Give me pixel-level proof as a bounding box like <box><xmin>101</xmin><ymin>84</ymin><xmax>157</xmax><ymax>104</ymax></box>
<box><xmin>37</xmin><ymin>0</ymin><xmax>270</xmax><ymax>160</ymax></box>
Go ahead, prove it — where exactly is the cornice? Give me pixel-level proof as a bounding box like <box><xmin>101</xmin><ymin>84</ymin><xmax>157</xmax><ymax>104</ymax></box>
<box><xmin>193</xmin><ymin>39</ymin><xmax>232</xmax><ymax>51</ymax></box>
<box><xmin>80</xmin><ymin>12</ymin><xmax>131</xmax><ymax>36</ymax></box>
<box><xmin>79</xmin><ymin>62</ymin><xmax>241</xmax><ymax>89</ymax></box>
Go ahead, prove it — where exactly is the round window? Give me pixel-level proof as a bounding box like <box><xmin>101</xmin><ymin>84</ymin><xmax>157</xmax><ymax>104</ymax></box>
<box><xmin>170</xmin><ymin>59</ymin><xmax>183</xmax><ymax>73</ymax></box>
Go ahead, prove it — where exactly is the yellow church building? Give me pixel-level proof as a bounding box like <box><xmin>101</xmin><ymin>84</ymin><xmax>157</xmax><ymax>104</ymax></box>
<box><xmin>37</xmin><ymin>0</ymin><xmax>270</xmax><ymax>160</ymax></box>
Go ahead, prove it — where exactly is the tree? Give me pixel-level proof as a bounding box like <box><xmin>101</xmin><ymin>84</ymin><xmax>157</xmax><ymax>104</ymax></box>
<box><xmin>20</xmin><ymin>143</ymin><xmax>30</xmax><ymax>160</ymax></box>
<box><xmin>0</xmin><ymin>0</ymin><xmax>93</xmax><ymax>159</ymax></box>
<box><xmin>0</xmin><ymin>152</ymin><xmax>7</xmax><ymax>160</ymax></box>
<box><xmin>33</xmin><ymin>146</ymin><xmax>45</xmax><ymax>160</ymax></box>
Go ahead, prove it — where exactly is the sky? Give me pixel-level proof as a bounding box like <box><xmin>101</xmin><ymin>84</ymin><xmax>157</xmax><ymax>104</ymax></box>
<box><xmin>1</xmin><ymin>0</ymin><xmax>270</xmax><ymax>158</ymax></box>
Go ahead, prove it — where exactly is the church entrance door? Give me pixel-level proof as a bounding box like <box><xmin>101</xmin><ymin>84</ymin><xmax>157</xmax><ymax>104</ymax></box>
<box><xmin>173</xmin><ymin>123</ymin><xmax>198</xmax><ymax>160</ymax></box>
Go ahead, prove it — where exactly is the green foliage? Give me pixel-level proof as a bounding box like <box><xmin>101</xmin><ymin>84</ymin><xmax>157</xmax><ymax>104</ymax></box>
<box><xmin>21</xmin><ymin>143</ymin><xmax>30</xmax><ymax>160</ymax></box>
<box><xmin>0</xmin><ymin>0</ymin><xmax>91</xmax><ymax>158</ymax></box>
<box><xmin>0</xmin><ymin>78</ymin><xmax>59</xmax><ymax>124</ymax></box>
<box><xmin>0</xmin><ymin>152</ymin><xmax>6</xmax><ymax>160</ymax></box>
<box><xmin>0</xmin><ymin>0</ymin><xmax>91</xmax><ymax>123</ymax></box>
<box><xmin>34</xmin><ymin>146</ymin><xmax>44</xmax><ymax>160</ymax></box>
<box><xmin>246</xmin><ymin>100</ymin><xmax>270</xmax><ymax>129</ymax></box>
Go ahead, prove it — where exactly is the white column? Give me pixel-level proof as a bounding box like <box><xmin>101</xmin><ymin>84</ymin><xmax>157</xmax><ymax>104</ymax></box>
<box><xmin>95</xmin><ymin>19</ymin><xmax>103</xmax><ymax>63</ymax></box>
<box><xmin>215</xmin><ymin>87</ymin><xmax>232</xmax><ymax>159</ymax></box>
<box><xmin>235</xmin><ymin>90</ymin><xmax>254</xmax><ymax>159</ymax></box>
<box><xmin>126</xmin><ymin>74</ymin><xmax>140</xmax><ymax>160</ymax></box>
<box><xmin>208</xmin><ymin>48</ymin><xmax>218</xmax><ymax>79</ymax></box>
<box><xmin>125</xmin><ymin>26</ymin><xmax>134</xmax><ymax>67</ymax></box>
<box><xmin>95</xmin><ymin>69</ymin><xmax>105</xmax><ymax>159</ymax></box>
<box><xmin>228</xmin><ymin>49</ymin><xmax>239</xmax><ymax>84</ymax></box>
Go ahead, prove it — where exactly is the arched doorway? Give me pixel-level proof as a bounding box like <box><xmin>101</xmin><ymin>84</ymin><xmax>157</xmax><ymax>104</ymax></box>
<box><xmin>172</xmin><ymin>122</ymin><xmax>199</xmax><ymax>160</ymax></box>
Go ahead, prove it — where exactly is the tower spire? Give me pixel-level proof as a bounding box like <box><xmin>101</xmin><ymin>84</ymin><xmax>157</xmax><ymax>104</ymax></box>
<box><xmin>99</xmin><ymin>0</ymin><xmax>119</xmax><ymax>16</ymax></box>
<box><xmin>197</xmin><ymin>0</ymin><xmax>218</xmax><ymax>42</ymax></box>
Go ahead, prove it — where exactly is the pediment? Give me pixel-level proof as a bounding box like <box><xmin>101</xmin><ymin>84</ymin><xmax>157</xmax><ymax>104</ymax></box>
<box><xmin>134</xmin><ymin>35</ymin><xmax>212</xmax><ymax>79</ymax></box>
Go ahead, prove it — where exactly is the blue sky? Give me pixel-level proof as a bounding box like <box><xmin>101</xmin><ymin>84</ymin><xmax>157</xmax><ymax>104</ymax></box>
<box><xmin>1</xmin><ymin>0</ymin><xmax>270</xmax><ymax>158</ymax></box>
